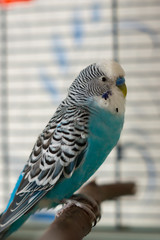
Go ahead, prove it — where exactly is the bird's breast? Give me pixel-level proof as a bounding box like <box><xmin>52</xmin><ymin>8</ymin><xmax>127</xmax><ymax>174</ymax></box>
<box><xmin>82</xmin><ymin>106</ymin><xmax>124</xmax><ymax>176</ymax></box>
<box><xmin>45</xmin><ymin>106</ymin><xmax>124</xmax><ymax>204</ymax></box>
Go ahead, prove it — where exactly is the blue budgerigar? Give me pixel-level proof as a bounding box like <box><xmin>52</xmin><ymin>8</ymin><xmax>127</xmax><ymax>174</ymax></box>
<box><xmin>0</xmin><ymin>60</ymin><xmax>127</xmax><ymax>239</ymax></box>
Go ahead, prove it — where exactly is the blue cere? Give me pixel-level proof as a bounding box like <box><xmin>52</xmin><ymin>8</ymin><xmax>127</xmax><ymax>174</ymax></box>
<box><xmin>116</xmin><ymin>77</ymin><xmax>125</xmax><ymax>86</ymax></box>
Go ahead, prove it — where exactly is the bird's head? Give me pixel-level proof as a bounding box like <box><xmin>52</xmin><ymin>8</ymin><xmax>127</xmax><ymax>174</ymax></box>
<box><xmin>69</xmin><ymin>60</ymin><xmax>127</xmax><ymax>114</ymax></box>
<box><xmin>96</xmin><ymin>59</ymin><xmax>127</xmax><ymax>98</ymax></box>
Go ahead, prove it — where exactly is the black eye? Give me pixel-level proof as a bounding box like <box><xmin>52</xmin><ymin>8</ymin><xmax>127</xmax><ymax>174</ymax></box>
<box><xmin>102</xmin><ymin>76</ymin><xmax>107</xmax><ymax>82</ymax></box>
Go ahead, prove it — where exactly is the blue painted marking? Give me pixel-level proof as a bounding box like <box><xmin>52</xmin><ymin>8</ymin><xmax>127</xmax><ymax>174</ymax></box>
<box><xmin>30</xmin><ymin>212</ymin><xmax>55</xmax><ymax>222</ymax></box>
<box><xmin>116</xmin><ymin>77</ymin><xmax>125</xmax><ymax>86</ymax></box>
<box><xmin>123</xmin><ymin>140</ymin><xmax>157</xmax><ymax>202</ymax></box>
<box><xmin>39</xmin><ymin>69</ymin><xmax>62</xmax><ymax>104</ymax></box>
<box><xmin>52</xmin><ymin>35</ymin><xmax>68</xmax><ymax>73</ymax></box>
<box><xmin>73</xmin><ymin>10</ymin><xmax>83</xmax><ymax>45</ymax></box>
<box><xmin>91</xmin><ymin>2</ymin><xmax>101</xmax><ymax>22</ymax></box>
<box><xmin>104</xmin><ymin>19</ymin><xmax>160</xmax><ymax>48</ymax></box>
<box><xmin>40</xmin><ymin>70</ymin><xmax>59</xmax><ymax>96</ymax></box>
<box><xmin>119</xmin><ymin>19</ymin><xmax>160</xmax><ymax>48</ymax></box>
<box><xmin>4</xmin><ymin>173</ymin><xmax>23</xmax><ymax>213</ymax></box>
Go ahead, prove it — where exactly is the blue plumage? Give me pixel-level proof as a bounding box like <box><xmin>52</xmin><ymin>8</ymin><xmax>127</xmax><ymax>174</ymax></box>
<box><xmin>43</xmin><ymin>105</ymin><xmax>124</xmax><ymax>204</ymax></box>
<box><xmin>0</xmin><ymin>60</ymin><xmax>126</xmax><ymax>239</ymax></box>
<box><xmin>4</xmin><ymin>173</ymin><xmax>24</xmax><ymax>213</ymax></box>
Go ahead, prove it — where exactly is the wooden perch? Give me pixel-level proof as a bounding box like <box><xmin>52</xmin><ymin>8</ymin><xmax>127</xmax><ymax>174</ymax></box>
<box><xmin>39</xmin><ymin>181</ymin><xmax>136</xmax><ymax>240</ymax></box>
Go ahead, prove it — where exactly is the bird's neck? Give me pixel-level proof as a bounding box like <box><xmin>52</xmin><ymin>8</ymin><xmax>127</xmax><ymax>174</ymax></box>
<box><xmin>65</xmin><ymin>86</ymin><xmax>126</xmax><ymax>116</ymax></box>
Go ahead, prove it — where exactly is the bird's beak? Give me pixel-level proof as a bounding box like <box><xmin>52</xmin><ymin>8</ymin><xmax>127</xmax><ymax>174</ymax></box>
<box><xmin>117</xmin><ymin>83</ymin><xmax>127</xmax><ymax>97</ymax></box>
<box><xmin>116</xmin><ymin>77</ymin><xmax>127</xmax><ymax>98</ymax></box>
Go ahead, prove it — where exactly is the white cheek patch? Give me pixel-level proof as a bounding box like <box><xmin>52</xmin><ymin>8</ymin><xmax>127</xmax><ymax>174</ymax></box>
<box><xmin>95</xmin><ymin>96</ymin><xmax>110</xmax><ymax>109</ymax></box>
<box><xmin>94</xmin><ymin>87</ymin><xmax>126</xmax><ymax>115</ymax></box>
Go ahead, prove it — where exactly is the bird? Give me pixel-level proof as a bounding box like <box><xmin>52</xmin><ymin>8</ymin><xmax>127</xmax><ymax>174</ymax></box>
<box><xmin>0</xmin><ymin>59</ymin><xmax>127</xmax><ymax>239</ymax></box>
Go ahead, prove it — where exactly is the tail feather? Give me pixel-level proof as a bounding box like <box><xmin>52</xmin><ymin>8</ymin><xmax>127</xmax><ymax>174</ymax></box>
<box><xmin>0</xmin><ymin>228</ymin><xmax>9</xmax><ymax>240</ymax></box>
<box><xmin>0</xmin><ymin>214</ymin><xmax>9</xmax><ymax>240</ymax></box>
<box><xmin>0</xmin><ymin>211</ymin><xmax>32</xmax><ymax>240</ymax></box>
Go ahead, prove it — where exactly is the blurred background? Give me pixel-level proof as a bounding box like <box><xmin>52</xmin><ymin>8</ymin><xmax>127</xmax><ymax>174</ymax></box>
<box><xmin>0</xmin><ymin>0</ymin><xmax>160</xmax><ymax>239</ymax></box>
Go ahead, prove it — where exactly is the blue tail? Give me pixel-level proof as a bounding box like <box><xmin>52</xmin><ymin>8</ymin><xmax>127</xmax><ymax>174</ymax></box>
<box><xmin>0</xmin><ymin>211</ymin><xmax>32</xmax><ymax>239</ymax></box>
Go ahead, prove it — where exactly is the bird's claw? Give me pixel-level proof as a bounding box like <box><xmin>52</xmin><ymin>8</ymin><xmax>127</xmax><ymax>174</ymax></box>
<box><xmin>57</xmin><ymin>194</ymin><xmax>101</xmax><ymax>227</ymax></box>
<box><xmin>71</xmin><ymin>194</ymin><xmax>101</xmax><ymax>226</ymax></box>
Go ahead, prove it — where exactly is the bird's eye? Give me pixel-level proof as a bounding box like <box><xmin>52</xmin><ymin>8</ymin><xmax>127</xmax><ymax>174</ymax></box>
<box><xmin>101</xmin><ymin>76</ymin><xmax>107</xmax><ymax>82</ymax></box>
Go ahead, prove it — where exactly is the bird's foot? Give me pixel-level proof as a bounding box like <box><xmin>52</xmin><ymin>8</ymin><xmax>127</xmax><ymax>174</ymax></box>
<box><xmin>56</xmin><ymin>194</ymin><xmax>101</xmax><ymax>227</ymax></box>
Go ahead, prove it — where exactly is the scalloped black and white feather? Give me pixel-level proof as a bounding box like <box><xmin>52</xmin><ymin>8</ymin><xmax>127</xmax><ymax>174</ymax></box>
<box><xmin>0</xmin><ymin>60</ymin><xmax>126</xmax><ymax>238</ymax></box>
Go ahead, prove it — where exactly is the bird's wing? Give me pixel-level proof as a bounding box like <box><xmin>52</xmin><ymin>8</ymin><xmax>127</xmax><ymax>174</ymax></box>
<box><xmin>0</xmin><ymin>105</ymin><xmax>89</xmax><ymax>230</ymax></box>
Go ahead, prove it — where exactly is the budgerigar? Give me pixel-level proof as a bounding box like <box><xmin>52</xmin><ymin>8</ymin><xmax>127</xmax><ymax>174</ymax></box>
<box><xmin>0</xmin><ymin>60</ymin><xmax>127</xmax><ymax>239</ymax></box>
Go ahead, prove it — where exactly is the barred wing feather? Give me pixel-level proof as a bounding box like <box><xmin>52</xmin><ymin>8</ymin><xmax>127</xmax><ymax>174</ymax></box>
<box><xmin>0</xmin><ymin>105</ymin><xmax>89</xmax><ymax>231</ymax></box>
